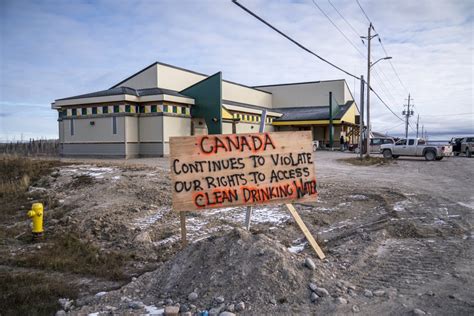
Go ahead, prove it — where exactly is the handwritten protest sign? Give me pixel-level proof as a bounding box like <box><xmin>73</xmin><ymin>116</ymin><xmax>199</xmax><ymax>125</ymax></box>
<box><xmin>170</xmin><ymin>131</ymin><xmax>317</xmax><ymax>212</ymax></box>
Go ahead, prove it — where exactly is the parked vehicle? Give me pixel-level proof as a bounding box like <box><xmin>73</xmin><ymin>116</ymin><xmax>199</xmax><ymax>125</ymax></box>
<box><xmin>380</xmin><ymin>138</ymin><xmax>453</xmax><ymax>161</ymax></box>
<box><xmin>460</xmin><ymin>137</ymin><xmax>474</xmax><ymax>157</ymax></box>
<box><xmin>450</xmin><ymin>137</ymin><xmax>463</xmax><ymax>156</ymax></box>
<box><xmin>370</xmin><ymin>137</ymin><xmax>395</xmax><ymax>153</ymax></box>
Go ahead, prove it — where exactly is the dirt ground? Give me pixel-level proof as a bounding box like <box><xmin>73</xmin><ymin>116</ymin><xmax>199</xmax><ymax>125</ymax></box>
<box><xmin>1</xmin><ymin>151</ymin><xmax>472</xmax><ymax>315</ymax></box>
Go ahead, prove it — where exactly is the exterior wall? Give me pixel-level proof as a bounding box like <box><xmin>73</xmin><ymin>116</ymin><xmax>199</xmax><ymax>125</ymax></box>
<box><xmin>222</xmin><ymin>122</ymin><xmax>233</xmax><ymax>134</ymax></box>
<box><xmin>340</xmin><ymin>103</ymin><xmax>358</xmax><ymax>124</ymax></box>
<box><xmin>62</xmin><ymin>116</ymin><xmax>125</xmax><ymax>143</ymax></box>
<box><xmin>157</xmin><ymin>64</ymin><xmax>206</xmax><ymax>91</ymax></box>
<box><xmin>139</xmin><ymin>116</ymin><xmax>163</xmax><ymax>142</ymax></box>
<box><xmin>62</xmin><ymin>143</ymin><xmax>125</xmax><ymax>157</ymax></box>
<box><xmin>138</xmin><ymin>115</ymin><xmax>164</xmax><ymax>157</ymax></box>
<box><xmin>125</xmin><ymin>116</ymin><xmax>139</xmax><ymax>142</ymax></box>
<box><xmin>222</xmin><ymin>81</ymin><xmax>272</xmax><ymax>108</ymax></box>
<box><xmin>257</xmin><ymin>80</ymin><xmax>350</xmax><ymax>108</ymax></box>
<box><xmin>117</xmin><ymin>65</ymin><xmax>158</xmax><ymax>89</ymax></box>
<box><xmin>162</xmin><ymin>115</ymin><xmax>192</xmax><ymax>155</ymax></box>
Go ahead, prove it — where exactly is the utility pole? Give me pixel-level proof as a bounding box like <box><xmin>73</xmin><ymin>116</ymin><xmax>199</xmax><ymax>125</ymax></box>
<box><xmin>329</xmin><ymin>92</ymin><xmax>334</xmax><ymax>149</ymax></box>
<box><xmin>416</xmin><ymin>114</ymin><xmax>420</xmax><ymax>138</ymax></box>
<box><xmin>403</xmin><ymin>94</ymin><xmax>414</xmax><ymax>139</ymax></box>
<box><xmin>421</xmin><ymin>125</ymin><xmax>424</xmax><ymax>139</ymax></box>
<box><xmin>359</xmin><ymin>75</ymin><xmax>365</xmax><ymax>159</ymax></box>
<box><xmin>360</xmin><ymin>24</ymin><xmax>391</xmax><ymax>158</ymax></box>
<box><xmin>365</xmin><ymin>23</ymin><xmax>373</xmax><ymax>157</ymax></box>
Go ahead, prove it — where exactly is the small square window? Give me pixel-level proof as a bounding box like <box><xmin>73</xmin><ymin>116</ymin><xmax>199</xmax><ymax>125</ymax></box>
<box><xmin>151</xmin><ymin>105</ymin><xmax>157</xmax><ymax>113</ymax></box>
<box><xmin>102</xmin><ymin>106</ymin><xmax>108</xmax><ymax>114</ymax></box>
<box><xmin>114</xmin><ymin>105</ymin><xmax>120</xmax><ymax>113</ymax></box>
<box><xmin>181</xmin><ymin>106</ymin><xmax>186</xmax><ymax>114</ymax></box>
<box><xmin>125</xmin><ymin>105</ymin><xmax>130</xmax><ymax>113</ymax></box>
<box><xmin>82</xmin><ymin>108</ymin><xmax>87</xmax><ymax>115</ymax></box>
<box><xmin>72</xmin><ymin>109</ymin><xmax>77</xmax><ymax>116</ymax></box>
<box><xmin>172</xmin><ymin>106</ymin><xmax>178</xmax><ymax>114</ymax></box>
<box><xmin>92</xmin><ymin>107</ymin><xmax>97</xmax><ymax>114</ymax></box>
<box><xmin>139</xmin><ymin>106</ymin><xmax>145</xmax><ymax>113</ymax></box>
<box><xmin>163</xmin><ymin>105</ymin><xmax>168</xmax><ymax>112</ymax></box>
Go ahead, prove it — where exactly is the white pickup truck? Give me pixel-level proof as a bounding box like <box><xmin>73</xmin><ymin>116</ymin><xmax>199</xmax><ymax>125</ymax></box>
<box><xmin>380</xmin><ymin>138</ymin><xmax>453</xmax><ymax>161</ymax></box>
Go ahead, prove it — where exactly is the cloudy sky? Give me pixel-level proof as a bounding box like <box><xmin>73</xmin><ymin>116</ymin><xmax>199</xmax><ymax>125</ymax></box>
<box><xmin>1</xmin><ymin>0</ymin><xmax>472</xmax><ymax>141</ymax></box>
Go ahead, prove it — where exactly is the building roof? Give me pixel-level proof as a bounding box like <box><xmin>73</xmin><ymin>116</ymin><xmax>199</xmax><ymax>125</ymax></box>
<box><xmin>253</xmin><ymin>79</ymin><xmax>346</xmax><ymax>88</ymax></box>
<box><xmin>273</xmin><ymin>101</ymin><xmax>354</xmax><ymax>121</ymax></box>
<box><xmin>110</xmin><ymin>61</ymin><xmax>272</xmax><ymax>94</ymax></box>
<box><xmin>57</xmin><ymin>86</ymin><xmax>190</xmax><ymax>101</ymax></box>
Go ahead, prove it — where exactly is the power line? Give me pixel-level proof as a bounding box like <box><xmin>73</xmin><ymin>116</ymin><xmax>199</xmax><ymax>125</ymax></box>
<box><xmin>378</xmin><ymin>37</ymin><xmax>409</xmax><ymax>94</ymax></box>
<box><xmin>355</xmin><ymin>0</ymin><xmax>371</xmax><ymax>23</ymax></box>
<box><xmin>355</xmin><ymin>0</ymin><xmax>410</xmax><ymax>97</ymax></box>
<box><xmin>310</xmin><ymin>0</ymin><xmax>366</xmax><ymax>59</ymax></box>
<box><xmin>233</xmin><ymin>0</ymin><xmax>403</xmax><ymax>124</ymax></box>
<box><xmin>309</xmin><ymin>0</ymin><xmax>402</xmax><ymax>116</ymax></box>
<box><xmin>369</xmin><ymin>86</ymin><xmax>405</xmax><ymax>122</ymax></box>
<box><xmin>232</xmin><ymin>0</ymin><xmax>359</xmax><ymax>79</ymax></box>
<box><xmin>384</xmin><ymin>121</ymin><xmax>405</xmax><ymax>132</ymax></box>
<box><xmin>327</xmin><ymin>0</ymin><xmax>363</xmax><ymax>41</ymax></box>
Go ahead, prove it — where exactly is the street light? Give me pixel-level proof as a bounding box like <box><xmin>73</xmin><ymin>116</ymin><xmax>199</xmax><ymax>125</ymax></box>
<box><xmin>371</xmin><ymin>56</ymin><xmax>392</xmax><ymax>68</ymax></box>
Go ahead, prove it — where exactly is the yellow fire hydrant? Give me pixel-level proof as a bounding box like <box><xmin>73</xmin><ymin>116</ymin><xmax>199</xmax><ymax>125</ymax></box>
<box><xmin>27</xmin><ymin>203</ymin><xmax>44</xmax><ymax>240</ymax></box>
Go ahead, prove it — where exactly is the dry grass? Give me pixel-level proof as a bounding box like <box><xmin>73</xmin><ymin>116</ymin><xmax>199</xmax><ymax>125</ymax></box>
<box><xmin>10</xmin><ymin>233</ymin><xmax>130</xmax><ymax>281</ymax></box>
<box><xmin>0</xmin><ymin>155</ymin><xmax>63</xmax><ymax>218</ymax></box>
<box><xmin>0</xmin><ymin>272</ymin><xmax>78</xmax><ymax>316</ymax></box>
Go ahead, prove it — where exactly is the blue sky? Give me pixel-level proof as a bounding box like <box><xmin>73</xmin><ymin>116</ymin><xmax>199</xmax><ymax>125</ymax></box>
<box><xmin>1</xmin><ymin>0</ymin><xmax>473</xmax><ymax>141</ymax></box>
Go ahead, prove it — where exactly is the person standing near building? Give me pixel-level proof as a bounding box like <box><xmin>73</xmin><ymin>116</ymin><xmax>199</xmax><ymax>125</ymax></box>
<box><xmin>340</xmin><ymin>134</ymin><xmax>345</xmax><ymax>151</ymax></box>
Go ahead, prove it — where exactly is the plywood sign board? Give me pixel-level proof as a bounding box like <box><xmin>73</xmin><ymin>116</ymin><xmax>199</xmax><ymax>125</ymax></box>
<box><xmin>170</xmin><ymin>131</ymin><xmax>317</xmax><ymax>212</ymax></box>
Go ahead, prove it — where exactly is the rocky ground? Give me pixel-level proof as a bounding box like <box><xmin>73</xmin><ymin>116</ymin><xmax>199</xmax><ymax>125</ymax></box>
<box><xmin>1</xmin><ymin>152</ymin><xmax>473</xmax><ymax>315</ymax></box>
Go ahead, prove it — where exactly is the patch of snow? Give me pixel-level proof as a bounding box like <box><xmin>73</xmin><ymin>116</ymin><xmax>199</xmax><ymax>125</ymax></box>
<box><xmin>88</xmin><ymin>313</ymin><xmax>99</xmax><ymax>316</ymax></box>
<box><xmin>316</xmin><ymin>207</ymin><xmax>334</xmax><ymax>212</ymax></box>
<box><xmin>337</xmin><ymin>202</ymin><xmax>351</xmax><ymax>207</ymax></box>
<box><xmin>133</xmin><ymin>207</ymin><xmax>171</xmax><ymax>230</ymax></box>
<box><xmin>95</xmin><ymin>291</ymin><xmax>107</xmax><ymax>297</ymax></box>
<box><xmin>144</xmin><ymin>305</ymin><xmax>164</xmax><ymax>315</ymax></box>
<box><xmin>458</xmin><ymin>202</ymin><xmax>474</xmax><ymax>210</ymax></box>
<box><xmin>61</xmin><ymin>165</ymin><xmax>117</xmax><ymax>179</ymax></box>
<box><xmin>348</xmin><ymin>194</ymin><xmax>368</xmax><ymax>201</ymax></box>
<box><xmin>288</xmin><ymin>242</ymin><xmax>307</xmax><ymax>253</ymax></box>
<box><xmin>393</xmin><ymin>200</ymin><xmax>411</xmax><ymax>212</ymax></box>
<box><xmin>433</xmin><ymin>218</ymin><xmax>447</xmax><ymax>225</ymax></box>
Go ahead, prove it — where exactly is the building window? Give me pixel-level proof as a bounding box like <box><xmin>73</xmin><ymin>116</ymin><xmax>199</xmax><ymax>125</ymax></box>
<box><xmin>112</xmin><ymin>116</ymin><xmax>117</xmax><ymax>134</ymax></box>
<box><xmin>163</xmin><ymin>105</ymin><xmax>168</xmax><ymax>112</ymax></box>
<box><xmin>151</xmin><ymin>105</ymin><xmax>157</xmax><ymax>113</ymax></box>
<box><xmin>70</xmin><ymin>119</ymin><xmax>74</xmax><ymax>135</ymax></box>
<box><xmin>103</xmin><ymin>106</ymin><xmax>108</xmax><ymax>114</ymax></box>
<box><xmin>139</xmin><ymin>106</ymin><xmax>145</xmax><ymax>113</ymax></box>
<box><xmin>92</xmin><ymin>107</ymin><xmax>97</xmax><ymax>114</ymax></box>
<box><xmin>181</xmin><ymin>106</ymin><xmax>186</xmax><ymax>114</ymax></box>
<box><xmin>173</xmin><ymin>106</ymin><xmax>178</xmax><ymax>114</ymax></box>
<box><xmin>125</xmin><ymin>105</ymin><xmax>130</xmax><ymax>113</ymax></box>
<box><xmin>71</xmin><ymin>109</ymin><xmax>77</xmax><ymax>116</ymax></box>
<box><xmin>82</xmin><ymin>108</ymin><xmax>87</xmax><ymax>115</ymax></box>
<box><xmin>114</xmin><ymin>105</ymin><xmax>120</xmax><ymax>113</ymax></box>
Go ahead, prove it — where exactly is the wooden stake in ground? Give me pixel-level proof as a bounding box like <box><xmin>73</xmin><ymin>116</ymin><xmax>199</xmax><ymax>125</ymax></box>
<box><xmin>180</xmin><ymin>211</ymin><xmax>187</xmax><ymax>247</ymax></box>
<box><xmin>245</xmin><ymin>206</ymin><xmax>253</xmax><ymax>230</ymax></box>
<box><xmin>285</xmin><ymin>203</ymin><xmax>325</xmax><ymax>260</ymax></box>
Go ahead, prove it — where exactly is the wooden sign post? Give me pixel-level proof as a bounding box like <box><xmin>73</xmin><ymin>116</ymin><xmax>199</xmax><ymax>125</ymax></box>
<box><xmin>170</xmin><ymin>131</ymin><xmax>325</xmax><ymax>259</ymax></box>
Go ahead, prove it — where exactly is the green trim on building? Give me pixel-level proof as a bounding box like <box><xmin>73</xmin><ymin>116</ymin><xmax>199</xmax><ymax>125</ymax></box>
<box><xmin>181</xmin><ymin>72</ymin><xmax>222</xmax><ymax>134</ymax></box>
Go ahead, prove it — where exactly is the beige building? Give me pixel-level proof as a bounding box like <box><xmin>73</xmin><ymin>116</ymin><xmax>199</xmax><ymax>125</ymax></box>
<box><xmin>52</xmin><ymin>62</ymin><xmax>360</xmax><ymax>157</ymax></box>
